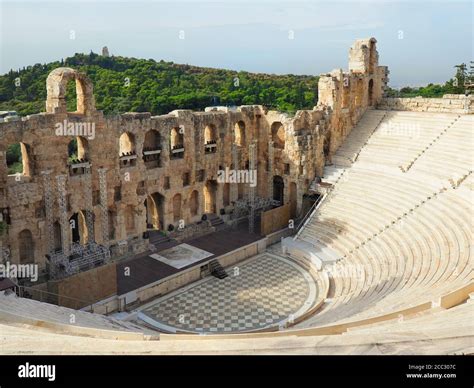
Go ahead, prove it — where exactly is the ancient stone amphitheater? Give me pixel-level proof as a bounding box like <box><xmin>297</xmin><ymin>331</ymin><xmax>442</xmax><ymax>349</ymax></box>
<box><xmin>0</xmin><ymin>38</ymin><xmax>472</xmax><ymax>355</ymax></box>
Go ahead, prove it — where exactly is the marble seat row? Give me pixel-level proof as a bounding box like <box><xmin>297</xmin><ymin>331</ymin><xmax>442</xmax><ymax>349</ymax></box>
<box><xmin>294</xmin><ymin>110</ymin><xmax>473</xmax><ymax>328</ymax></box>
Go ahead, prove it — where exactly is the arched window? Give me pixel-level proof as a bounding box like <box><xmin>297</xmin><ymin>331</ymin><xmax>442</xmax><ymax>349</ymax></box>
<box><xmin>143</xmin><ymin>130</ymin><xmax>162</xmax><ymax>168</ymax></box>
<box><xmin>204</xmin><ymin>124</ymin><xmax>217</xmax><ymax>154</ymax></box>
<box><xmin>271</xmin><ymin>122</ymin><xmax>285</xmax><ymax>149</ymax></box>
<box><xmin>119</xmin><ymin>132</ymin><xmax>137</xmax><ymax>167</ymax></box>
<box><xmin>170</xmin><ymin>127</ymin><xmax>184</xmax><ymax>159</ymax></box>
<box><xmin>6</xmin><ymin>142</ymin><xmax>32</xmax><ymax>177</ymax></box>
<box><xmin>68</xmin><ymin>136</ymin><xmax>90</xmax><ymax>175</ymax></box>
<box><xmin>234</xmin><ymin>121</ymin><xmax>246</xmax><ymax>147</ymax></box>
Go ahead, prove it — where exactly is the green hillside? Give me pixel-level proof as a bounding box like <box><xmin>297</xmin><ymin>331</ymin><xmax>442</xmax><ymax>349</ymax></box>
<box><xmin>0</xmin><ymin>52</ymin><xmax>319</xmax><ymax>116</ymax></box>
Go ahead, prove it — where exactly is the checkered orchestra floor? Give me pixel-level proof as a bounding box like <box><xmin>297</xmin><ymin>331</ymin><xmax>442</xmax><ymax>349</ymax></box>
<box><xmin>137</xmin><ymin>253</ymin><xmax>318</xmax><ymax>333</ymax></box>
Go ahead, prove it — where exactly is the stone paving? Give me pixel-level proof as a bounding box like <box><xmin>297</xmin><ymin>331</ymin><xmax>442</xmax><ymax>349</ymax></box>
<box><xmin>138</xmin><ymin>253</ymin><xmax>317</xmax><ymax>333</ymax></box>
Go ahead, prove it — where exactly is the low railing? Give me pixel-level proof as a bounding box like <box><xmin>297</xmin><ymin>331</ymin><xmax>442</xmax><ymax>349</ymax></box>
<box><xmin>294</xmin><ymin>193</ymin><xmax>327</xmax><ymax>239</ymax></box>
<box><xmin>14</xmin><ymin>285</ymin><xmax>108</xmax><ymax>315</ymax></box>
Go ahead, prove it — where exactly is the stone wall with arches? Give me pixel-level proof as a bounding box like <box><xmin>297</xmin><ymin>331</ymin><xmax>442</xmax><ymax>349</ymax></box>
<box><xmin>0</xmin><ymin>37</ymin><xmax>387</xmax><ymax>271</ymax></box>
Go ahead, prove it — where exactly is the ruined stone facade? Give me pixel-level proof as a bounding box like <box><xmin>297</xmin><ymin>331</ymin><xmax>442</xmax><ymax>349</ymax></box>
<box><xmin>318</xmin><ymin>38</ymin><xmax>388</xmax><ymax>158</ymax></box>
<box><xmin>0</xmin><ymin>38</ymin><xmax>387</xmax><ymax>274</ymax></box>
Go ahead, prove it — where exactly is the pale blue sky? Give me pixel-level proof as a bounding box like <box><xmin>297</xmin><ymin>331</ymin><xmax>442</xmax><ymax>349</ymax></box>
<box><xmin>0</xmin><ymin>0</ymin><xmax>472</xmax><ymax>86</ymax></box>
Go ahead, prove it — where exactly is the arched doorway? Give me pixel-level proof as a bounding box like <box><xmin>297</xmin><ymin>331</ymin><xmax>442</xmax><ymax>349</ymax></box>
<box><xmin>145</xmin><ymin>192</ymin><xmax>164</xmax><ymax>230</ymax></box>
<box><xmin>204</xmin><ymin>180</ymin><xmax>217</xmax><ymax>214</ymax></box>
<box><xmin>273</xmin><ymin>176</ymin><xmax>284</xmax><ymax>205</ymax></box>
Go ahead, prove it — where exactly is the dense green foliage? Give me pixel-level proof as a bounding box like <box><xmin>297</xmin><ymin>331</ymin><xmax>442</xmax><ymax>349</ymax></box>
<box><xmin>0</xmin><ymin>52</ymin><xmax>319</xmax><ymax>116</ymax></box>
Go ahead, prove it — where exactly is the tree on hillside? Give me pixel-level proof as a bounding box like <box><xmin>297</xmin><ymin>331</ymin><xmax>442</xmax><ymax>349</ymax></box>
<box><xmin>444</xmin><ymin>63</ymin><xmax>468</xmax><ymax>94</ymax></box>
<box><xmin>386</xmin><ymin>61</ymin><xmax>472</xmax><ymax>97</ymax></box>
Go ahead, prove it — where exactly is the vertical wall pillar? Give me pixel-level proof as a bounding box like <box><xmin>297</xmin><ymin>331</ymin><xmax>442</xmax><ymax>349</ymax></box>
<box><xmin>231</xmin><ymin>143</ymin><xmax>239</xmax><ymax>203</ymax></box>
<box><xmin>248</xmin><ymin>141</ymin><xmax>257</xmax><ymax>234</ymax></box>
<box><xmin>98</xmin><ymin>168</ymin><xmax>109</xmax><ymax>246</ymax></box>
<box><xmin>268</xmin><ymin>140</ymin><xmax>274</xmax><ymax>200</ymax></box>
<box><xmin>56</xmin><ymin>175</ymin><xmax>70</xmax><ymax>256</ymax></box>
<box><xmin>42</xmin><ymin>171</ymin><xmax>55</xmax><ymax>255</ymax></box>
<box><xmin>83</xmin><ymin>167</ymin><xmax>95</xmax><ymax>243</ymax></box>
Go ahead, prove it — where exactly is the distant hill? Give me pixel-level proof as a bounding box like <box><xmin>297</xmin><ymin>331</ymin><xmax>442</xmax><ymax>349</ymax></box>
<box><xmin>0</xmin><ymin>52</ymin><xmax>319</xmax><ymax>116</ymax></box>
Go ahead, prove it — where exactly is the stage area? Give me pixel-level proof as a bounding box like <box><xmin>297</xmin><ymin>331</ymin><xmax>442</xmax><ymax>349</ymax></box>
<box><xmin>116</xmin><ymin>226</ymin><xmax>262</xmax><ymax>295</ymax></box>
<box><xmin>137</xmin><ymin>253</ymin><xmax>317</xmax><ymax>333</ymax></box>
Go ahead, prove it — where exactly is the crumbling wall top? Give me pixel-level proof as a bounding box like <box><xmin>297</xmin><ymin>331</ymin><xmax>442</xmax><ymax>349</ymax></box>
<box><xmin>46</xmin><ymin>67</ymin><xmax>96</xmax><ymax>115</ymax></box>
<box><xmin>349</xmin><ymin>37</ymin><xmax>378</xmax><ymax>74</ymax></box>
